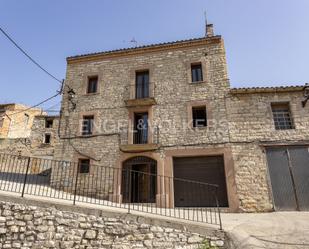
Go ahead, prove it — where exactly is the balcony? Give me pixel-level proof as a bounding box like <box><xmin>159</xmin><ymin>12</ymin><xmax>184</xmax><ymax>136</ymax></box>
<box><xmin>124</xmin><ymin>82</ymin><xmax>156</xmax><ymax>107</ymax></box>
<box><xmin>119</xmin><ymin>126</ymin><xmax>160</xmax><ymax>153</ymax></box>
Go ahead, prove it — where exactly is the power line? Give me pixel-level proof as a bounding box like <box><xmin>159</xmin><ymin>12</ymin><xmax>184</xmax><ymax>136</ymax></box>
<box><xmin>7</xmin><ymin>92</ymin><xmax>61</xmax><ymax>117</ymax></box>
<box><xmin>0</xmin><ymin>26</ymin><xmax>62</xmax><ymax>84</ymax></box>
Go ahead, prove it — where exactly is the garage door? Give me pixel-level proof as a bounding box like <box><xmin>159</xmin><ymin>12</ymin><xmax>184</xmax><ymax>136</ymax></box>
<box><xmin>173</xmin><ymin>156</ymin><xmax>228</xmax><ymax>207</ymax></box>
<box><xmin>266</xmin><ymin>146</ymin><xmax>309</xmax><ymax>211</ymax></box>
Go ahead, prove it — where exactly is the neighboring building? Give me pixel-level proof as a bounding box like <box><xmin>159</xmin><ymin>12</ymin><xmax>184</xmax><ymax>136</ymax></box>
<box><xmin>0</xmin><ymin>103</ymin><xmax>43</xmax><ymax>139</ymax></box>
<box><xmin>29</xmin><ymin>115</ymin><xmax>60</xmax><ymax>159</ymax></box>
<box><xmin>0</xmin><ymin>107</ymin><xmax>59</xmax><ymax>158</ymax></box>
<box><xmin>54</xmin><ymin>24</ymin><xmax>309</xmax><ymax>212</ymax></box>
<box><xmin>227</xmin><ymin>86</ymin><xmax>309</xmax><ymax>212</ymax></box>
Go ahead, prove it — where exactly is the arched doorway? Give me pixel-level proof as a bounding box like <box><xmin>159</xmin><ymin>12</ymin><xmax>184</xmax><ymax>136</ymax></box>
<box><xmin>122</xmin><ymin>156</ymin><xmax>157</xmax><ymax>203</ymax></box>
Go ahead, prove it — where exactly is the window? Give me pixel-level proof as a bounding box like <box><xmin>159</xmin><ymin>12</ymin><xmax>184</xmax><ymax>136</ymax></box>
<box><xmin>0</xmin><ymin>118</ymin><xmax>3</xmax><ymax>128</ymax></box>
<box><xmin>192</xmin><ymin>106</ymin><xmax>207</xmax><ymax>127</ymax></box>
<box><xmin>82</xmin><ymin>115</ymin><xmax>94</xmax><ymax>135</ymax></box>
<box><xmin>135</xmin><ymin>71</ymin><xmax>149</xmax><ymax>99</ymax></box>
<box><xmin>191</xmin><ymin>63</ymin><xmax>203</xmax><ymax>82</ymax></box>
<box><xmin>44</xmin><ymin>134</ymin><xmax>51</xmax><ymax>144</ymax></box>
<box><xmin>271</xmin><ymin>103</ymin><xmax>294</xmax><ymax>130</ymax></box>
<box><xmin>87</xmin><ymin>76</ymin><xmax>98</xmax><ymax>94</ymax></box>
<box><xmin>134</xmin><ymin>112</ymin><xmax>148</xmax><ymax>144</ymax></box>
<box><xmin>78</xmin><ymin>159</ymin><xmax>90</xmax><ymax>174</ymax></box>
<box><xmin>24</xmin><ymin>114</ymin><xmax>29</xmax><ymax>127</ymax></box>
<box><xmin>45</xmin><ymin>119</ymin><xmax>53</xmax><ymax>128</ymax></box>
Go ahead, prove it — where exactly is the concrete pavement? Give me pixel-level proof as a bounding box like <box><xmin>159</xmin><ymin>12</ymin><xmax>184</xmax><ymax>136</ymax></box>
<box><xmin>222</xmin><ymin>212</ymin><xmax>309</xmax><ymax>249</ymax></box>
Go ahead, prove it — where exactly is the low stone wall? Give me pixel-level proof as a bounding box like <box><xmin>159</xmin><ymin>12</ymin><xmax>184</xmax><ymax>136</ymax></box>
<box><xmin>0</xmin><ymin>197</ymin><xmax>225</xmax><ymax>249</ymax></box>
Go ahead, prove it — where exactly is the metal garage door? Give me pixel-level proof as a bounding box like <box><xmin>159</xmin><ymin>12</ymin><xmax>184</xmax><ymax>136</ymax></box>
<box><xmin>266</xmin><ymin>146</ymin><xmax>309</xmax><ymax>211</ymax></box>
<box><xmin>173</xmin><ymin>156</ymin><xmax>228</xmax><ymax>207</ymax></box>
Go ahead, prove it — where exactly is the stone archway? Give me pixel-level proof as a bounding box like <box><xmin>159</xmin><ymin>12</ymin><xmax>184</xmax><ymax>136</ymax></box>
<box><xmin>121</xmin><ymin>156</ymin><xmax>157</xmax><ymax>203</ymax></box>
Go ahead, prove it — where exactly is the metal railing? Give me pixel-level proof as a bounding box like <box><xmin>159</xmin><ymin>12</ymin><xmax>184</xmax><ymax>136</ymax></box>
<box><xmin>0</xmin><ymin>153</ymin><xmax>222</xmax><ymax>228</ymax></box>
<box><xmin>124</xmin><ymin>82</ymin><xmax>156</xmax><ymax>100</ymax></box>
<box><xmin>120</xmin><ymin>126</ymin><xmax>160</xmax><ymax>146</ymax></box>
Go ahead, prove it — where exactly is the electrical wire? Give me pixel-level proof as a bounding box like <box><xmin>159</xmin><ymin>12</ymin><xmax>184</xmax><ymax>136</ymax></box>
<box><xmin>6</xmin><ymin>92</ymin><xmax>60</xmax><ymax>117</ymax></box>
<box><xmin>42</xmin><ymin>102</ymin><xmax>61</xmax><ymax>113</ymax></box>
<box><xmin>0</xmin><ymin>26</ymin><xmax>62</xmax><ymax>85</ymax></box>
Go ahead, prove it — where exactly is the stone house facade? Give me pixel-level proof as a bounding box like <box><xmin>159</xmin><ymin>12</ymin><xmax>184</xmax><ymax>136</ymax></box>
<box><xmin>0</xmin><ymin>110</ymin><xmax>59</xmax><ymax>159</ymax></box>
<box><xmin>0</xmin><ymin>104</ymin><xmax>43</xmax><ymax>139</ymax></box>
<box><xmin>54</xmin><ymin>24</ymin><xmax>309</xmax><ymax>212</ymax></box>
<box><xmin>28</xmin><ymin>115</ymin><xmax>60</xmax><ymax>158</ymax></box>
<box><xmin>227</xmin><ymin>86</ymin><xmax>309</xmax><ymax>211</ymax></box>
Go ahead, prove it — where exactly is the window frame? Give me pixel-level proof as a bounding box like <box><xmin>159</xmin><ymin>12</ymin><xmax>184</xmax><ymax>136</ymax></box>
<box><xmin>187</xmin><ymin>101</ymin><xmax>211</xmax><ymax>130</ymax></box>
<box><xmin>192</xmin><ymin>106</ymin><xmax>207</xmax><ymax>128</ymax></box>
<box><xmin>83</xmin><ymin>73</ymin><xmax>101</xmax><ymax>95</ymax></box>
<box><xmin>45</xmin><ymin>118</ymin><xmax>53</xmax><ymax>128</ymax></box>
<box><xmin>81</xmin><ymin>115</ymin><xmax>95</xmax><ymax>136</ymax></box>
<box><xmin>87</xmin><ymin>75</ymin><xmax>99</xmax><ymax>94</ymax></box>
<box><xmin>271</xmin><ymin>102</ymin><xmax>295</xmax><ymax>130</ymax></box>
<box><xmin>133</xmin><ymin>112</ymin><xmax>149</xmax><ymax>144</ymax></box>
<box><xmin>44</xmin><ymin>133</ymin><xmax>51</xmax><ymax>144</ymax></box>
<box><xmin>135</xmin><ymin>70</ymin><xmax>150</xmax><ymax>99</ymax></box>
<box><xmin>191</xmin><ymin>63</ymin><xmax>203</xmax><ymax>83</ymax></box>
<box><xmin>128</xmin><ymin>106</ymin><xmax>153</xmax><ymax>144</ymax></box>
<box><xmin>78</xmin><ymin>158</ymin><xmax>90</xmax><ymax>174</ymax></box>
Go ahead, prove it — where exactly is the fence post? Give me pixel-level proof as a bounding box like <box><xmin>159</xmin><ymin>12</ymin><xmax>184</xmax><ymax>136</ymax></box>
<box><xmin>215</xmin><ymin>188</ymin><xmax>222</xmax><ymax>230</ymax></box>
<box><xmin>73</xmin><ymin>162</ymin><xmax>80</xmax><ymax>205</ymax></box>
<box><xmin>21</xmin><ymin>157</ymin><xmax>31</xmax><ymax>198</ymax></box>
<box><xmin>127</xmin><ymin>168</ymin><xmax>132</xmax><ymax>214</ymax></box>
<box><xmin>156</xmin><ymin>126</ymin><xmax>159</xmax><ymax>144</ymax></box>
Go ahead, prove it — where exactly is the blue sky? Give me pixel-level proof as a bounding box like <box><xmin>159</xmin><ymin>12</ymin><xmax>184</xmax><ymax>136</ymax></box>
<box><xmin>1</xmin><ymin>0</ymin><xmax>308</xmax><ymax>111</ymax></box>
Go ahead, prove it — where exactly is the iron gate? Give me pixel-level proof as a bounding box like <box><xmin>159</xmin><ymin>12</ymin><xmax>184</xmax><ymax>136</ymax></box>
<box><xmin>266</xmin><ymin>146</ymin><xmax>309</xmax><ymax>211</ymax></box>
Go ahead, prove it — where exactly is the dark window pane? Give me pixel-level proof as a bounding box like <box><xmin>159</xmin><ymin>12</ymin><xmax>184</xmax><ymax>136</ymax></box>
<box><xmin>271</xmin><ymin>103</ymin><xmax>294</xmax><ymax>130</ymax></box>
<box><xmin>192</xmin><ymin>106</ymin><xmax>207</xmax><ymax>127</ymax></box>
<box><xmin>87</xmin><ymin>76</ymin><xmax>98</xmax><ymax>94</ymax></box>
<box><xmin>136</xmin><ymin>71</ymin><xmax>149</xmax><ymax>98</ymax></box>
<box><xmin>79</xmin><ymin>159</ymin><xmax>90</xmax><ymax>173</ymax></box>
<box><xmin>191</xmin><ymin>63</ymin><xmax>203</xmax><ymax>82</ymax></box>
<box><xmin>44</xmin><ymin>134</ymin><xmax>51</xmax><ymax>144</ymax></box>
<box><xmin>45</xmin><ymin>119</ymin><xmax>53</xmax><ymax>128</ymax></box>
<box><xmin>82</xmin><ymin>116</ymin><xmax>94</xmax><ymax>135</ymax></box>
<box><xmin>134</xmin><ymin>112</ymin><xmax>148</xmax><ymax>144</ymax></box>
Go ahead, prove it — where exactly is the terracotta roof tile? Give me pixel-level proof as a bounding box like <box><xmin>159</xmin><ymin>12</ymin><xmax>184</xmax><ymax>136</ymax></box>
<box><xmin>230</xmin><ymin>84</ymin><xmax>307</xmax><ymax>94</ymax></box>
<box><xmin>67</xmin><ymin>36</ymin><xmax>221</xmax><ymax>61</ymax></box>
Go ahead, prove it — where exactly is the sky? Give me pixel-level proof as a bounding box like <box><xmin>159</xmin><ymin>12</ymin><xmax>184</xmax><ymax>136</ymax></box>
<box><xmin>1</xmin><ymin>0</ymin><xmax>309</xmax><ymax>111</ymax></box>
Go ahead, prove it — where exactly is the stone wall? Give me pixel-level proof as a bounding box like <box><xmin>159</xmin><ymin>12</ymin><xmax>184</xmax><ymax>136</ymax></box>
<box><xmin>227</xmin><ymin>90</ymin><xmax>309</xmax><ymax>211</ymax></box>
<box><xmin>0</xmin><ymin>115</ymin><xmax>59</xmax><ymax>159</ymax></box>
<box><xmin>0</xmin><ymin>198</ymin><xmax>225</xmax><ymax>249</ymax></box>
<box><xmin>29</xmin><ymin>116</ymin><xmax>59</xmax><ymax>158</ymax></box>
<box><xmin>53</xmin><ymin>31</ymin><xmax>309</xmax><ymax>214</ymax></box>
<box><xmin>0</xmin><ymin>104</ymin><xmax>43</xmax><ymax>139</ymax></box>
<box><xmin>55</xmin><ymin>37</ymin><xmax>229</xmax><ymax>163</ymax></box>
<box><xmin>53</xmin><ymin>37</ymin><xmax>236</xmax><ymax>210</ymax></box>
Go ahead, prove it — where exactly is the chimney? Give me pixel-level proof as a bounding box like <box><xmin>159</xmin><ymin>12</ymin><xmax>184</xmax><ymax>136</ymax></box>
<box><xmin>206</xmin><ymin>24</ymin><xmax>214</xmax><ymax>37</ymax></box>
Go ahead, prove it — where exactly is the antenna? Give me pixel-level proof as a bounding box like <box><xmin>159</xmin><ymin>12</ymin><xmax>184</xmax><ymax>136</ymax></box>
<box><xmin>130</xmin><ymin>37</ymin><xmax>138</xmax><ymax>47</ymax></box>
<box><xmin>204</xmin><ymin>11</ymin><xmax>208</xmax><ymax>36</ymax></box>
<box><xmin>204</xmin><ymin>11</ymin><xmax>207</xmax><ymax>26</ymax></box>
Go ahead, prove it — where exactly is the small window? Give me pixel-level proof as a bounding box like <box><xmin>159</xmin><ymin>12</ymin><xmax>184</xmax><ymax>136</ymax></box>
<box><xmin>192</xmin><ymin>106</ymin><xmax>207</xmax><ymax>127</ymax></box>
<box><xmin>191</xmin><ymin>63</ymin><xmax>203</xmax><ymax>82</ymax></box>
<box><xmin>82</xmin><ymin>115</ymin><xmax>94</xmax><ymax>135</ymax></box>
<box><xmin>135</xmin><ymin>70</ymin><xmax>149</xmax><ymax>99</ymax></box>
<box><xmin>24</xmin><ymin>114</ymin><xmax>29</xmax><ymax>127</ymax></box>
<box><xmin>78</xmin><ymin>159</ymin><xmax>90</xmax><ymax>173</ymax></box>
<box><xmin>45</xmin><ymin>119</ymin><xmax>53</xmax><ymax>128</ymax></box>
<box><xmin>44</xmin><ymin>134</ymin><xmax>51</xmax><ymax>144</ymax></box>
<box><xmin>87</xmin><ymin>76</ymin><xmax>98</xmax><ymax>94</ymax></box>
<box><xmin>271</xmin><ymin>103</ymin><xmax>294</xmax><ymax>130</ymax></box>
<box><xmin>0</xmin><ymin>118</ymin><xmax>3</xmax><ymax>128</ymax></box>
